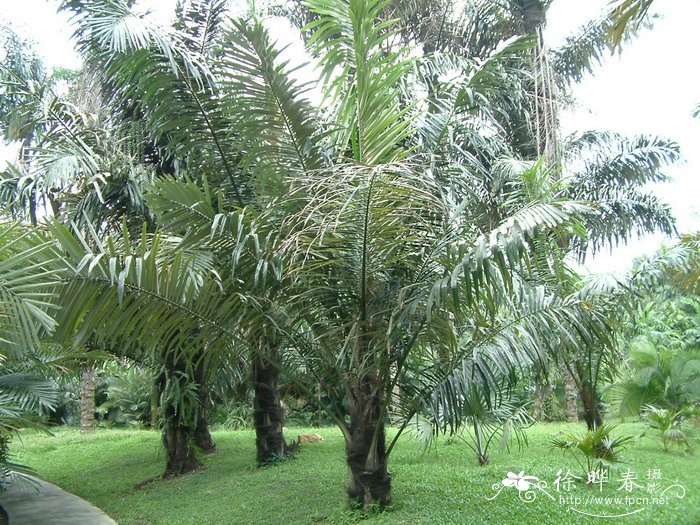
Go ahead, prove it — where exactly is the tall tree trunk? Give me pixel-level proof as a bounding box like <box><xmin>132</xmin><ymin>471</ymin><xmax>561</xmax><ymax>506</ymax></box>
<box><xmin>519</xmin><ymin>0</ymin><xmax>547</xmax><ymax>34</ymax></box>
<box><xmin>150</xmin><ymin>380</ymin><xmax>159</xmax><ymax>430</ymax></box>
<box><xmin>252</xmin><ymin>347</ymin><xmax>290</xmax><ymax>464</ymax></box>
<box><xmin>79</xmin><ymin>367</ymin><xmax>96</xmax><ymax>433</ymax></box>
<box><xmin>579</xmin><ymin>380</ymin><xmax>602</xmax><ymax>430</ymax></box>
<box><xmin>532</xmin><ymin>385</ymin><xmax>543</xmax><ymax>421</ymax></box>
<box><xmin>317</xmin><ymin>380</ymin><xmax>323</xmax><ymax>428</ymax></box>
<box><xmin>532</xmin><ymin>381</ymin><xmax>552</xmax><ymax>421</ymax></box>
<box><xmin>345</xmin><ymin>374</ymin><xmax>391</xmax><ymax>510</ymax></box>
<box><xmin>516</xmin><ymin>0</ymin><xmax>561</xmax><ymax>164</ymax></box>
<box><xmin>160</xmin><ymin>358</ymin><xmax>201</xmax><ymax>477</ymax></box>
<box><xmin>563</xmin><ymin>367</ymin><xmax>579</xmax><ymax>422</ymax></box>
<box><xmin>193</xmin><ymin>358</ymin><xmax>215</xmax><ymax>454</ymax></box>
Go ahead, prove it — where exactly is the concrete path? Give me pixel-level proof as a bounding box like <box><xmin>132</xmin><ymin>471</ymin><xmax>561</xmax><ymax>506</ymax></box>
<box><xmin>0</xmin><ymin>475</ymin><xmax>116</xmax><ymax>524</ymax></box>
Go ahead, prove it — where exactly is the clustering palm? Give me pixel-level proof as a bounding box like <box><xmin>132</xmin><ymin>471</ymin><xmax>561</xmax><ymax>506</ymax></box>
<box><xmin>45</xmin><ymin>0</ymin><xmax>606</xmax><ymax>504</ymax></box>
<box><xmin>431</xmin><ymin>127</ymin><xmax>679</xmax><ymax>431</ymax></box>
<box><xmin>0</xmin><ymin>0</ymin><xmax>681</xmax><ymax>513</ymax></box>
<box><xmin>0</xmin><ymin>27</ymin><xmax>174</xmax><ymax>439</ymax></box>
<box><xmin>416</xmin><ymin>378</ymin><xmax>533</xmax><ymax>466</ymax></box>
<box><xmin>391</xmin><ymin>0</ymin><xmax>680</xmax><ymax>433</ymax></box>
<box><xmin>643</xmin><ymin>405</ymin><xmax>695</xmax><ymax>452</ymax></box>
<box><xmin>550</xmin><ymin>423</ymin><xmax>634</xmax><ymax>477</ymax></box>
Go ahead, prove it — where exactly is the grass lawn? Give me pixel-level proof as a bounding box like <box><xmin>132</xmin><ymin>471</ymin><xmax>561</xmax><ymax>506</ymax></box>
<box><xmin>11</xmin><ymin>422</ymin><xmax>700</xmax><ymax>525</ymax></box>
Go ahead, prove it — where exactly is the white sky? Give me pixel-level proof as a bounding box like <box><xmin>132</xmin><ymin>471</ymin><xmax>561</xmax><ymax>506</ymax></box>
<box><xmin>1</xmin><ymin>0</ymin><xmax>698</xmax><ymax>275</ymax></box>
<box><xmin>547</xmin><ymin>0</ymin><xmax>700</xmax><ymax>273</ymax></box>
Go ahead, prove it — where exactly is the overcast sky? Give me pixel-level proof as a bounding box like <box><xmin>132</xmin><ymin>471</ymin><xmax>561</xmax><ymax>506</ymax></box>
<box><xmin>1</xmin><ymin>0</ymin><xmax>698</xmax><ymax>275</ymax></box>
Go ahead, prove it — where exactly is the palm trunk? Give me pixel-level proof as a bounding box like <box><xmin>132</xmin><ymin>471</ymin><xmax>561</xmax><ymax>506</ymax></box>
<box><xmin>532</xmin><ymin>381</ymin><xmax>552</xmax><ymax>421</ymax></box>
<box><xmin>579</xmin><ymin>380</ymin><xmax>602</xmax><ymax>430</ymax></box>
<box><xmin>79</xmin><ymin>367</ymin><xmax>96</xmax><ymax>433</ymax></box>
<box><xmin>317</xmin><ymin>380</ymin><xmax>323</xmax><ymax>428</ymax></box>
<box><xmin>150</xmin><ymin>381</ymin><xmax>159</xmax><ymax>429</ymax></box>
<box><xmin>345</xmin><ymin>374</ymin><xmax>391</xmax><ymax>510</ymax></box>
<box><xmin>193</xmin><ymin>413</ymin><xmax>215</xmax><ymax>454</ymax></box>
<box><xmin>162</xmin><ymin>420</ymin><xmax>200</xmax><ymax>476</ymax></box>
<box><xmin>532</xmin><ymin>388</ymin><xmax>543</xmax><ymax>420</ymax></box>
<box><xmin>161</xmin><ymin>357</ymin><xmax>201</xmax><ymax>476</ymax></box>
<box><xmin>519</xmin><ymin>0</ymin><xmax>547</xmax><ymax>34</ymax></box>
<box><xmin>252</xmin><ymin>348</ymin><xmax>289</xmax><ymax>464</ymax></box>
<box><xmin>563</xmin><ymin>367</ymin><xmax>579</xmax><ymax>422</ymax></box>
<box><xmin>516</xmin><ymin>0</ymin><xmax>561</xmax><ymax>164</ymax></box>
<box><xmin>193</xmin><ymin>358</ymin><xmax>215</xmax><ymax>454</ymax></box>
<box><xmin>474</xmin><ymin>419</ymin><xmax>489</xmax><ymax>465</ymax></box>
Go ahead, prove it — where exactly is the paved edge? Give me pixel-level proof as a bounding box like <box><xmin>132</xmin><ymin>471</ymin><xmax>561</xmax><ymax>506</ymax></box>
<box><xmin>0</xmin><ymin>475</ymin><xmax>117</xmax><ymax>525</ymax></box>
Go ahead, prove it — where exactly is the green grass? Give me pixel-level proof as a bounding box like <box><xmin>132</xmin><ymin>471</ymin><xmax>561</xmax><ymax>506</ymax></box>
<box><xmin>12</xmin><ymin>422</ymin><xmax>700</xmax><ymax>525</ymax></box>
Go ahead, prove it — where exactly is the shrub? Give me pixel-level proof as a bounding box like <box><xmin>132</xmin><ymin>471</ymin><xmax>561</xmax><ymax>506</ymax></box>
<box><xmin>97</xmin><ymin>365</ymin><xmax>154</xmax><ymax>428</ymax></box>
<box><xmin>643</xmin><ymin>405</ymin><xmax>696</xmax><ymax>452</ymax></box>
<box><xmin>212</xmin><ymin>400</ymin><xmax>253</xmax><ymax>430</ymax></box>
<box><xmin>551</xmin><ymin>423</ymin><xmax>633</xmax><ymax>477</ymax></box>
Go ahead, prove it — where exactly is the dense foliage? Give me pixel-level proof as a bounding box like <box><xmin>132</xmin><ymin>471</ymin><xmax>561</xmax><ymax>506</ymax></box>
<box><xmin>0</xmin><ymin>0</ymin><xmax>696</xmax><ymax>518</ymax></box>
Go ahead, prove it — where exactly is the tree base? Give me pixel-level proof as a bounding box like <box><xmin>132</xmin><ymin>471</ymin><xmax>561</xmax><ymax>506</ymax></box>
<box><xmin>347</xmin><ymin>470</ymin><xmax>392</xmax><ymax>511</ymax></box>
<box><xmin>163</xmin><ymin>425</ymin><xmax>202</xmax><ymax>476</ymax></box>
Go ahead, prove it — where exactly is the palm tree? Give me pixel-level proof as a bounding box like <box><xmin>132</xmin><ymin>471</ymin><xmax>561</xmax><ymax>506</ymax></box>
<box><xmin>10</xmin><ymin>0</ymin><xmax>246</xmax><ymax>463</ymax></box>
<box><xmin>445</xmin><ymin>128</ymin><xmax>679</xmax><ymax>429</ymax></box>
<box><xmin>1</xmin><ymin>30</ymin><xmax>159</xmax><ymax>436</ymax></box>
<box><xmin>0</xmin><ymin>1</ymin><xmax>657</xmax><ymax>515</ymax></box>
<box><xmin>42</xmin><ymin>0</ymin><xmax>604</xmax><ymax>508</ymax></box>
<box><xmin>605</xmin><ymin>239</ymin><xmax>700</xmax><ymax>417</ymax></box>
<box><xmin>414</xmin><ymin>279</ymin><xmax>613</xmax><ymax>460</ymax></box>
<box><xmin>42</xmin><ymin>0</ymin><xmax>671</xmax><ymax>509</ymax></box>
<box><xmin>57</xmin><ymin>0</ymin><xmax>306</xmax><ymax>465</ymax></box>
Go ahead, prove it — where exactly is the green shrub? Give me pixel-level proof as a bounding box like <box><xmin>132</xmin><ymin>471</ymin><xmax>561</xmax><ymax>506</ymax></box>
<box><xmin>643</xmin><ymin>405</ymin><xmax>696</xmax><ymax>452</ymax></box>
<box><xmin>212</xmin><ymin>400</ymin><xmax>253</xmax><ymax>430</ymax></box>
<box><xmin>550</xmin><ymin>423</ymin><xmax>634</xmax><ymax>477</ymax></box>
<box><xmin>96</xmin><ymin>366</ymin><xmax>154</xmax><ymax>428</ymax></box>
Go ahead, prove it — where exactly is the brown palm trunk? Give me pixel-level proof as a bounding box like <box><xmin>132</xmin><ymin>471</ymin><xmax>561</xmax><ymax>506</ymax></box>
<box><xmin>162</xmin><ymin>421</ymin><xmax>200</xmax><ymax>476</ymax></box>
<box><xmin>345</xmin><ymin>374</ymin><xmax>391</xmax><ymax>510</ymax></box>
<box><xmin>79</xmin><ymin>367</ymin><xmax>96</xmax><ymax>433</ymax></box>
<box><xmin>252</xmin><ymin>348</ymin><xmax>289</xmax><ymax>464</ymax></box>
<box><xmin>160</xmin><ymin>357</ymin><xmax>201</xmax><ymax>477</ymax></box>
<box><xmin>150</xmin><ymin>381</ymin><xmax>159</xmax><ymax>429</ymax></box>
<box><xmin>193</xmin><ymin>358</ymin><xmax>215</xmax><ymax>454</ymax></box>
<box><xmin>563</xmin><ymin>368</ymin><xmax>579</xmax><ymax>422</ymax></box>
<box><xmin>579</xmin><ymin>380</ymin><xmax>602</xmax><ymax>430</ymax></box>
<box><xmin>193</xmin><ymin>412</ymin><xmax>215</xmax><ymax>454</ymax></box>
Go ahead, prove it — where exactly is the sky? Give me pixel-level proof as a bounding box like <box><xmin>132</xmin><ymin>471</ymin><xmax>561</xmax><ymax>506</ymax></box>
<box><xmin>1</xmin><ymin>0</ymin><xmax>698</xmax><ymax>275</ymax></box>
<box><xmin>547</xmin><ymin>0</ymin><xmax>700</xmax><ymax>273</ymax></box>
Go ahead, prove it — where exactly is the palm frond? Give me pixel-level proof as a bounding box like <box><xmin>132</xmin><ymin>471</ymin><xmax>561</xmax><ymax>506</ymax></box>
<box><xmin>217</xmin><ymin>19</ymin><xmax>325</xmax><ymax>195</ymax></box>
<box><xmin>306</xmin><ymin>0</ymin><xmax>415</xmax><ymax>164</ymax></box>
<box><xmin>49</xmin><ymin>221</ymin><xmax>232</xmax><ymax>355</ymax></box>
<box><xmin>0</xmin><ymin>223</ymin><xmax>61</xmax><ymax>356</ymax></box>
<box><xmin>174</xmin><ymin>0</ymin><xmax>231</xmax><ymax>56</ymax></box>
<box><xmin>60</xmin><ymin>0</ymin><xmax>246</xmax><ymax>206</ymax></box>
<box><xmin>608</xmin><ymin>0</ymin><xmax>654</xmax><ymax>50</ymax></box>
<box><xmin>550</xmin><ymin>16</ymin><xmax>618</xmax><ymax>86</ymax></box>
